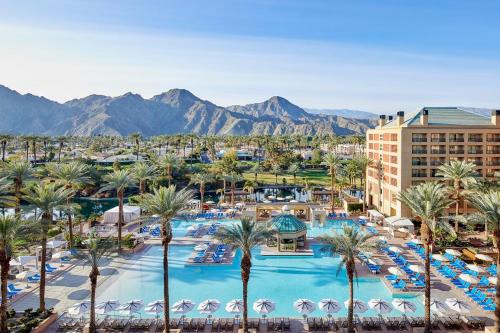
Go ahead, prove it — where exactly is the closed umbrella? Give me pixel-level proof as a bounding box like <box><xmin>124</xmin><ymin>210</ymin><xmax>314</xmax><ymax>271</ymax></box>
<box><xmin>459</xmin><ymin>274</ymin><xmax>479</xmax><ymax>284</ymax></box>
<box><xmin>95</xmin><ymin>300</ymin><xmax>120</xmax><ymax>315</ymax></box>
<box><xmin>318</xmin><ymin>299</ymin><xmax>340</xmax><ymax>314</ymax></box>
<box><xmin>293</xmin><ymin>299</ymin><xmax>316</xmax><ymax>318</ymax></box>
<box><xmin>117</xmin><ymin>300</ymin><xmax>144</xmax><ymax>316</ymax></box>
<box><xmin>172</xmin><ymin>300</ymin><xmax>196</xmax><ymax>314</ymax></box>
<box><xmin>344</xmin><ymin>299</ymin><xmax>368</xmax><ymax>314</ymax></box>
<box><xmin>392</xmin><ymin>299</ymin><xmax>416</xmax><ymax>313</ymax></box>
<box><xmin>445</xmin><ymin>298</ymin><xmax>471</xmax><ymax>314</ymax></box>
<box><xmin>368</xmin><ymin>299</ymin><xmax>393</xmax><ymax>314</ymax></box>
<box><xmin>388</xmin><ymin>246</ymin><xmax>402</xmax><ymax>254</ymax></box>
<box><xmin>466</xmin><ymin>264</ymin><xmax>485</xmax><ymax>273</ymax></box>
<box><xmin>194</xmin><ymin>243</ymin><xmax>209</xmax><ymax>251</ymax></box>
<box><xmin>475</xmin><ymin>254</ymin><xmax>493</xmax><ymax>262</ymax></box>
<box><xmin>408</xmin><ymin>265</ymin><xmax>425</xmax><ymax>274</ymax></box>
<box><xmin>253</xmin><ymin>299</ymin><xmax>276</xmax><ymax>316</ymax></box>
<box><xmin>425</xmin><ymin>298</ymin><xmax>449</xmax><ymax>313</ymax></box>
<box><xmin>68</xmin><ymin>300</ymin><xmax>91</xmax><ymax>316</ymax></box>
<box><xmin>489</xmin><ymin>276</ymin><xmax>497</xmax><ymax>285</ymax></box>
<box><xmin>445</xmin><ymin>249</ymin><xmax>462</xmax><ymax>257</ymax></box>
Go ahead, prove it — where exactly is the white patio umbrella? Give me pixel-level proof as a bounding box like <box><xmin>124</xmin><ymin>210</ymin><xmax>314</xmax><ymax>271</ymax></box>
<box><xmin>392</xmin><ymin>299</ymin><xmax>416</xmax><ymax>313</ymax></box>
<box><xmin>117</xmin><ymin>300</ymin><xmax>144</xmax><ymax>315</ymax></box>
<box><xmin>293</xmin><ymin>299</ymin><xmax>316</xmax><ymax>317</ymax></box>
<box><xmin>408</xmin><ymin>265</ymin><xmax>425</xmax><ymax>274</ymax></box>
<box><xmin>206</xmin><ymin>201</ymin><xmax>215</xmax><ymax>204</ymax></box>
<box><xmin>145</xmin><ymin>300</ymin><xmax>165</xmax><ymax>317</ymax></box>
<box><xmin>445</xmin><ymin>249</ymin><xmax>462</xmax><ymax>257</ymax></box>
<box><xmin>431</xmin><ymin>254</ymin><xmax>449</xmax><ymax>262</ymax></box>
<box><xmin>368</xmin><ymin>299</ymin><xmax>393</xmax><ymax>314</ymax></box>
<box><xmin>366</xmin><ymin>222</ymin><xmax>376</xmax><ymax>227</ymax></box>
<box><xmin>388</xmin><ymin>267</ymin><xmax>405</xmax><ymax>276</ymax></box>
<box><xmin>194</xmin><ymin>243</ymin><xmax>209</xmax><ymax>251</ymax></box>
<box><xmin>475</xmin><ymin>254</ymin><xmax>494</xmax><ymax>262</ymax></box>
<box><xmin>359</xmin><ymin>216</ymin><xmax>369</xmax><ymax>220</ymax></box>
<box><xmin>318</xmin><ymin>299</ymin><xmax>341</xmax><ymax>314</ymax></box>
<box><xmin>53</xmin><ymin>251</ymin><xmax>71</xmax><ymax>259</ymax></box>
<box><xmin>95</xmin><ymin>300</ymin><xmax>120</xmax><ymax>314</ymax></box>
<box><xmin>16</xmin><ymin>270</ymin><xmax>37</xmax><ymax>287</ymax></box>
<box><xmin>9</xmin><ymin>259</ymin><xmax>21</xmax><ymax>266</ymax></box>
<box><xmin>171</xmin><ymin>300</ymin><xmax>196</xmax><ymax>314</ymax></box>
<box><xmin>466</xmin><ymin>264</ymin><xmax>485</xmax><ymax>273</ymax></box>
<box><xmin>489</xmin><ymin>276</ymin><xmax>497</xmax><ymax>285</ymax></box>
<box><xmin>225</xmin><ymin>299</ymin><xmax>243</xmax><ymax>314</ymax></box>
<box><xmin>253</xmin><ymin>299</ymin><xmax>276</xmax><ymax>316</ymax></box>
<box><xmin>198</xmin><ymin>299</ymin><xmax>221</xmax><ymax>314</ymax></box>
<box><xmin>410</xmin><ymin>238</ymin><xmax>423</xmax><ymax>245</ymax></box>
<box><xmin>344</xmin><ymin>299</ymin><xmax>368</xmax><ymax>313</ymax></box>
<box><xmin>68</xmin><ymin>300</ymin><xmax>91</xmax><ymax>316</ymax></box>
<box><xmin>425</xmin><ymin>298</ymin><xmax>449</xmax><ymax>313</ymax></box>
<box><xmin>445</xmin><ymin>298</ymin><xmax>471</xmax><ymax>314</ymax></box>
<box><xmin>458</xmin><ymin>274</ymin><xmax>479</xmax><ymax>284</ymax></box>
<box><xmin>388</xmin><ymin>246</ymin><xmax>402</xmax><ymax>253</ymax></box>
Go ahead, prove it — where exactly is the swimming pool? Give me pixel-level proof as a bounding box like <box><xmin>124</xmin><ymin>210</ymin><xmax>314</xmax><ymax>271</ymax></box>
<box><xmin>306</xmin><ymin>219</ymin><xmax>357</xmax><ymax>238</ymax></box>
<box><xmin>98</xmin><ymin>244</ymin><xmax>423</xmax><ymax>318</ymax></box>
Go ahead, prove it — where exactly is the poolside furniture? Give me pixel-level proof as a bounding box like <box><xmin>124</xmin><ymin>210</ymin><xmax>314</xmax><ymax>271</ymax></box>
<box><xmin>8</xmin><ymin>284</ymin><xmax>22</xmax><ymax>293</ymax></box>
<box><xmin>45</xmin><ymin>263</ymin><xmax>57</xmax><ymax>272</ymax></box>
<box><xmin>460</xmin><ymin>315</ymin><xmax>486</xmax><ymax>329</ymax></box>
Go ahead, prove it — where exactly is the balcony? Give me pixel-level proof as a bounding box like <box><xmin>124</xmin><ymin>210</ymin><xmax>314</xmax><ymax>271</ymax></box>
<box><xmin>412</xmin><ymin>138</ymin><xmax>427</xmax><ymax>143</ymax></box>
<box><xmin>487</xmin><ymin>149</ymin><xmax>500</xmax><ymax>154</ymax></box>
<box><xmin>486</xmin><ymin>136</ymin><xmax>500</xmax><ymax>143</ymax></box>
<box><xmin>468</xmin><ymin>138</ymin><xmax>483</xmax><ymax>143</ymax></box>
<box><xmin>431</xmin><ymin>138</ymin><xmax>446</xmax><ymax>143</ymax></box>
<box><xmin>412</xmin><ymin>150</ymin><xmax>427</xmax><ymax>154</ymax></box>
<box><xmin>449</xmin><ymin>136</ymin><xmax>465</xmax><ymax>143</ymax></box>
<box><xmin>449</xmin><ymin>150</ymin><xmax>465</xmax><ymax>154</ymax></box>
<box><xmin>486</xmin><ymin>161</ymin><xmax>500</xmax><ymax>166</ymax></box>
<box><xmin>468</xmin><ymin>150</ymin><xmax>484</xmax><ymax>154</ymax></box>
<box><xmin>412</xmin><ymin>172</ymin><xmax>427</xmax><ymax>178</ymax></box>
<box><xmin>412</xmin><ymin>161</ymin><xmax>427</xmax><ymax>166</ymax></box>
<box><xmin>430</xmin><ymin>160</ymin><xmax>445</xmax><ymax>166</ymax></box>
<box><xmin>430</xmin><ymin>149</ymin><xmax>446</xmax><ymax>154</ymax></box>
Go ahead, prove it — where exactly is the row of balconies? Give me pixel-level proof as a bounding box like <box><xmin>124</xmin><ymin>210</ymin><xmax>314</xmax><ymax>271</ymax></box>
<box><xmin>412</xmin><ymin>148</ymin><xmax>500</xmax><ymax>154</ymax></box>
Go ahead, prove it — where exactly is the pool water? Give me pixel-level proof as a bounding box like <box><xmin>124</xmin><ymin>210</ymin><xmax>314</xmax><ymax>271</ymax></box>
<box><xmin>98</xmin><ymin>244</ymin><xmax>423</xmax><ymax>318</ymax></box>
<box><xmin>306</xmin><ymin>219</ymin><xmax>357</xmax><ymax>238</ymax></box>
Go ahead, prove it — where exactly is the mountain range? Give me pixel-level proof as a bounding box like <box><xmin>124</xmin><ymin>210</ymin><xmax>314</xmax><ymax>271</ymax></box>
<box><xmin>0</xmin><ymin>84</ymin><xmax>377</xmax><ymax>136</ymax></box>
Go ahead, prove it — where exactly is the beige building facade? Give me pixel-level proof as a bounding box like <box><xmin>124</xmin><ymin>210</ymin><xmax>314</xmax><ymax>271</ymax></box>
<box><xmin>366</xmin><ymin>107</ymin><xmax>500</xmax><ymax>217</ymax></box>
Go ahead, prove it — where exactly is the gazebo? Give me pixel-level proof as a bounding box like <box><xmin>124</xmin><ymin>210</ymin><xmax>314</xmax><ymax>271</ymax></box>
<box><xmin>268</xmin><ymin>207</ymin><xmax>307</xmax><ymax>252</ymax></box>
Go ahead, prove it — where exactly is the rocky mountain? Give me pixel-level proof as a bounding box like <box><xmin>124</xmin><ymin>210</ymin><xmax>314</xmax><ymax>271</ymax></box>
<box><xmin>0</xmin><ymin>84</ymin><xmax>374</xmax><ymax>136</ymax></box>
<box><xmin>305</xmin><ymin>108</ymin><xmax>379</xmax><ymax>119</ymax></box>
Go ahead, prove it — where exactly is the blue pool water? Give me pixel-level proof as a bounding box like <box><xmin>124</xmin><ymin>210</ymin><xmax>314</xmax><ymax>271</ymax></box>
<box><xmin>306</xmin><ymin>219</ymin><xmax>357</xmax><ymax>238</ymax></box>
<box><xmin>98</xmin><ymin>244</ymin><xmax>423</xmax><ymax>318</ymax></box>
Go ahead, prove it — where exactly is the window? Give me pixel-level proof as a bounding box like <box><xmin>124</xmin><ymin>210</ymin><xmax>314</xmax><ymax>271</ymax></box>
<box><xmin>430</xmin><ymin>133</ymin><xmax>446</xmax><ymax>143</ymax></box>
<box><xmin>412</xmin><ymin>133</ymin><xmax>427</xmax><ymax>142</ymax></box>
<box><xmin>412</xmin><ymin>145</ymin><xmax>427</xmax><ymax>154</ymax></box>
<box><xmin>449</xmin><ymin>145</ymin><xmax>465</xmax><ymax>154</ymax></box>
<box><xmin>412</xmin><ymin>169</ymin><xmax>427</xmax><ymax>178</ymax></box>
<box><xmin>430</xmin><ymin>145</ymin><xmax>446</xmax><ymax>154</ymax></box>
<box><xmin>412</xmin><ymin>157</ymin><xmax>427</xmax><ymax>166</ymax></box>
<box><xmin>449</xmin><ymin>133</ymin><xmax>464</xmax><ymax>142</ymax></box>
<box><xmin>468</xmin><ymin>134</ymin><xmax>483</xmax><ymax>142</ymax></box>
<box><xmin>468</xmin><ymin>145</ymin><xmax>483</xmax><ymax>154</ymax></box>
<box><xmin>486</xmin><ymin>134</ymin><xmax>500</xmax><ymax>142</ymax></box>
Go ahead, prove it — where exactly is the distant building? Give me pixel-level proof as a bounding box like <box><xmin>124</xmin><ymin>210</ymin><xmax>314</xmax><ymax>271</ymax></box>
<box><xmin>216</xmin><ymin>150</ymin><xmax>253</xmax><ymax>161</ymax></box>
<box><xmin>366</xmin><ymin>107</ymin><xmax>500</xmax><ymax>217</ymax></box>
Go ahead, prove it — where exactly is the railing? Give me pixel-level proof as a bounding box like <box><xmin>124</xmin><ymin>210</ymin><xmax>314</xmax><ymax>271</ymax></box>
<box><xmin>449</xmin><ymin>138</ymin><xmax>465</xmax><ymax>142</ymax></box>
<box><xmin>487</xmin><ymin>149</ymin><xmax>500</xmax><ymax>154</ymax></box>
<box><xmin>412</xmin><ymin>138</ymin><xmax>427</xmax><ymax>142</ymax></box>
<box><xmin>449</xmin><ymin>150</ymin><xmax>465</xmax><ymax>154</ymax></box>
<box><xmin>430</xmin><ymin>150</ymin><xmax>446</xmax><ymax>154</ymax></box>
<box><xmin>431</xmin><ymin>138</ymin><xmax>446</xmax><ymax>143</ymax></box>
<box><xmin>412</xmin><ymin>150</ymin><xmax>428</xmax><ymax>154</ymax></box>
<box><xmin>412</xmin><ymin>162</ymin><xmax>427</xmax><ymax>166</ymax></box>
<box><xmin>412</xmin><ymin>173</ymin><xmax>427</xmax><ymax>178</ymax></box>
<box><xmin>468</xmin><ymin>150</ymin><xmax>484</xmax><ymax>154</ymax></box>
<box><xmin>430</xmin><ymin>161</ymin><xmax>445</xmax><ymax>166</ymax></box>
<box><xmin>468</xmin><ymin>138</ymin><xmax>483</xmax><ymax>143</ymax></box>
<box><xmin>486</xmin><ymin>137</ymin><xmax>500</xmax><ymax>142</ymax></box>
<box><xmin>486</xmin><ymin>161</ymin><xmax>500</xmax><ymax>166</ymax></box>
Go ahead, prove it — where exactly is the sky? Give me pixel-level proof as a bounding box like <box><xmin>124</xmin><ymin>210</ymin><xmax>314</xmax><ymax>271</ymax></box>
<box><xmin>1</xmin><ymin>0</ymin><xmax>500</xmax><ymax>113</ymax></box>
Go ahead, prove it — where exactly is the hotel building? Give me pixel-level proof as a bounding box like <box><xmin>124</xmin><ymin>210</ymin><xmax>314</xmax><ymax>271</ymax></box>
<box><xmin>366</xmin><ymin>107</ymin><xmax>500</xmax><ymax>217</ymax></box>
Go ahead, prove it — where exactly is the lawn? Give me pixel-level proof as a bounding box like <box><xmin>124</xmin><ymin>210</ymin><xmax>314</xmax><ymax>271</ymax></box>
<box><xmin>242</xmin><ymin>169</ymin><xmax>331</xmax><ymax>187</ymax></box>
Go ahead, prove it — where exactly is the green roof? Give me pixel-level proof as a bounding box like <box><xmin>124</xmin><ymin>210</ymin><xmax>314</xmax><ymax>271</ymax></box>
<box><xmin>270</xmin><ymin>214</ymin><xmax>307</xmax><ymax>234</ymax></box>
<box><xmin>383</xmin><ymin>107</ymin><xmax>492</xmax><ymax>128</ymax></box>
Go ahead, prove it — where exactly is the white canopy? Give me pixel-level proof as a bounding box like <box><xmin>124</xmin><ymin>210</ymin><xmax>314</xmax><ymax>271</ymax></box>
<box><xmin>103</xmin><ymin>205</ymin><xmax>141</xmax><ymax>224</ymax></box>
<box><xmin>367</xmin><ymin>210</ymin><xmax>384</xmax><ymax>221</ymax></box>
<box><xmin>385</xmin><ymin>216</ymin><xmax>414</xmax><ymax>233</ymax></box>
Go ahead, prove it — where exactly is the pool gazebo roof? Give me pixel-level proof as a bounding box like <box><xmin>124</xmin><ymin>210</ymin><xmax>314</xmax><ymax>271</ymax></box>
<box><xmin>270</xmin><ymin>214</ymin><xmax>307</xmax><ymax>235</ymax></box>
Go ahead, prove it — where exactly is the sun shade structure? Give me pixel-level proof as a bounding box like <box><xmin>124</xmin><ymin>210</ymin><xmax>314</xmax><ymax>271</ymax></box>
<box><xmin>95</xmin><ymin>300</ymin><xmax>120</xmax><ymax>314</ymax></box>
<box><xmin>268</xmin><ymin>213</ymin><xmax>307</xmax><ymax>252</ymax></box>
<box><xmin>318</xmin><ymin>299</ymin><xmax>340</xmax><ymax>314</ymax></box>
<box><xmin>344</xmin><ymin>299</ymin><xmax>368</xmax><ymax>313</ymax></box>
<box><xmin>171</xmin><ymin>300</ymin><xmax>196</xmax><ymax>314</ymax></box>
<box><xmin>68</xmin><ymin>300</ymin><xmax>90</xmax><ymax>316</ymax></box>
<box><xmin>293</xmin><ymin>299</ymin><xmax>316</xmax><ymax>315</ymax></box>
<box><xmin>392</xmin><ymin>299</ymin><xmax>416</xmax><ymax>313</ymax></box>
<box><xmin>117</xmin><ymin>300</ymin><xmax>144</xmax><ymax>315</ymax></box>
<box><xmin>426</xmin><ymin>298</ymin><xmax>449</xmax><ymax>313</ymax></box>
<box><xmin>445</xmin><ymin>298</ymin><xmax>471</xmax><ymax>314</ymax></box>
<box><xmin>253</xmin><ymin>299</ymin><xmax>276</xmax><ymax>315</ymax></box>
<box><xmin>368</xmin><ymin>299</ymin><xmax>393</xmax><ymax>314</ymax></box>
<box><xmin>225</xmin><ymin>299</ymin><xmax>243</xmax><ymax>314</ymax></box>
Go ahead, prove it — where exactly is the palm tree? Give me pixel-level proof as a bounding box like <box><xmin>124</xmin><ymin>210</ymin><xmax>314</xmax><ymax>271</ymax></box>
<box><xmin>353</xmin><ymin>156</ymin><xmax>373</xmax><ymax>211</ymax></box>
<box><xmin>45</xmin><ymin>161</ymin><xmax>91</xmax><ymax>248</ymax></box>
<box><xmin>130</xmin><ymin>161</ymin><xmax>157</xmax><ymax>194</ymax></box>
<box><xmin>24</xmin><ymin>183</ymin><xmax>70</xmax><ymax>311</ymax></box>
<box><xmin>437</xmin><ymin>160</ymin><xmax>476</xmax><ymax>231</ymax></box>
<box><xmin>158</xmin><ymin>153</ymin><xmax>177</xmax><ymax>186</ymax></box>
<box><xmin>215</xmin><ymin>217</ymin><xmax>271</xmax><ymax>333</ymax></box>
<box><xmin>270</xmin><ymin>163</ymin><xmax>281</xmax><ymax>185</ymax></box>
<box><xmin>139</xmin><ymin>186</ymin><xmax>193</xmax><ymax>333</ymax></box>
<box><xmin>99</xmin><ymin>170</ymin><xmax>136</xmax><ymax>252</ymax></box>
<box><xmin>250</xmin><ymin>164</ymin><xmax>261</xmax><ymax>183</ymax></box>
<box><xmin>0</xmin><ymin>216</ymin><xmax>26</xmax><ymax>333</ymax></box>
<box><xmin>79</xmin><ymin>232</ymin><xmax>114</xmax><ymax>333</ymax></box>
<box><xmin>288</xmin><ymin>163</ymin><xmax>300</xmax><ymax>185</ymax></box>
<box><xmin>129</xmin><ymin>132</ymin><xmax>142</xmax><ymax>161</ymax></box>
<box><xmin>323</xmin><ymin>153</ymin><xmax>342</xmax><ymax>212</ymax></box>
<box><xmin>398</xmin><ymin>182</ymin><xmax>454</xmax><ymax>333</ymax></box>
<box><xmin>1</xmin><ymin>160</ymin><xmax>33</xmax><ymax>216</ymax></box>
<box><xmin>319</xmin><ymin>225</ymin><xmax>376</xmax><ymax>333</ymax></box>
<box><xmin>463</xmin><ymin>190</ymin><xmax>500</xmax><ymax>329</ymax></box>
<box><xmin>226</xmin><ymin>173</ymin><xmax>243</xmax><ymax>206</ymax></box>
<box><xmin>0</xmin><ymin>135</ymin><xmax>12</xmax><ymax>162</ymax></box>
<box><xmin>0</xmin><ymin>177</ymin><xmax>16</xmax><ymax>209</ymax></box>
<box><xmin>190</xmin><ymin>172</ymin><xmax>213</xmax><ymax>211</ymax></box>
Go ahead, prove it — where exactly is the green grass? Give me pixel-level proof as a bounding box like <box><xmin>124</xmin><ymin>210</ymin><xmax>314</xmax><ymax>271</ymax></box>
<box><xmin>242</xmin><ymin>169</ymin><xmax>331</xmax><ymax>187</ymax></box>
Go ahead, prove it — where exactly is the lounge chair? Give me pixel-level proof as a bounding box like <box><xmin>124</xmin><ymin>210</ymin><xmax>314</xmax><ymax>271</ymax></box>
<box><xmin>460</xmin><ymin>315</ymin><xmax>485</xmax><ymax>329</ymax></box>
<box><xmin>8</xmin><ymin>284</ymin><xmax>22</xmax><ymax>293</ymax></box>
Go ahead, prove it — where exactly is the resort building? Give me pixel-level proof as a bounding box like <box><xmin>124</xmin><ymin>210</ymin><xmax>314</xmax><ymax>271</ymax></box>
<box><xmin>366</xmin><ymin>107</ymin><xmax>500</xmax><ymax>217</ymax></box>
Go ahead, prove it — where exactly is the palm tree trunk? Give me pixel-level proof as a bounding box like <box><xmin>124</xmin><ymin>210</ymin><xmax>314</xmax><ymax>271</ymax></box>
<box><xmin>0</xmin><ymin>257</ymin><xmax>9</xmax><ymax>333</ymax></box>
<box><xmin>241</xmin><ymin>254</ymin><xmax>251</xmax><ymax>333</ymax></box>
<box><xmin>117</xmin><ymin>190</ymin><xmax>124</xmax><ymax>252</ymax></box>
<box><xmin>40</xmin><ymin>232</ymin><xmax>47</xmax><ymax>311</ymax></box>
<box><xmin>231</xmin><ymin>180</ymin><xmax>235</xmax><ymax>206</ymax></box>
<box><xmin>14</xmin><ymin>181</ymin><xmax>21</xmax><ymax>216</ymax></box>
<box><xmin>424</xmin><ymin>242</ymin><xmax>431</xmax><ymax>333</ymax></box>
<box><xmin>455</xmin><ymin>186</ymin><xmax>460</xmax><ymax>232</ymax></box>
<box><xmin>89</xmin><ymin>271</ymin><xmax>98</xmax><ymax>333</ymax></box>
<box><xmin>347</xmin><ymin>267</ymin><xmax>354</xmax><ymax>333</ymax></box>
<box><xmin>1</xmin><ymin>141</ymin><xmax>5</xmax><ymax>162</ymax></box>
<box><xmin>200</xmin><ymin>185</ymin><xmax>205</xmax><ymax>212</ymax></box>
<box><xmin>330</xmin><ymin>167</ymin><xmax>335</xmax><ymax>212</ymax></box>
<box><xmin>67</xmin><ymin>197</ymin><xmax>74</xmax><ymax>248</ymax></box>
<box><xmin>162</xmin><ymin>223</ymin><xmax>172</xmax><ymax>333</ymax></box>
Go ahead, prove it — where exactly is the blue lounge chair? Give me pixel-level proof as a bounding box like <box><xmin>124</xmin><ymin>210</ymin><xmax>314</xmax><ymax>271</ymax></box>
<box><xmin>385</xmin><ymin>275</ymin><xmax>398</xmax><ymax>281</ymax></box>
<box><xmin>8</xmin><ymin>284</ymin><xmax>22</xmax><ymax>293</ymax></box>
<box><xmin>27</xmin><ymin>274</ymin><xmax>41</xmax><ymax>283</ymax></box>
<box><xmin>392</xmin><ymin>280</ymin><xmax>407</xmax><ymax>290</ymax></box>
